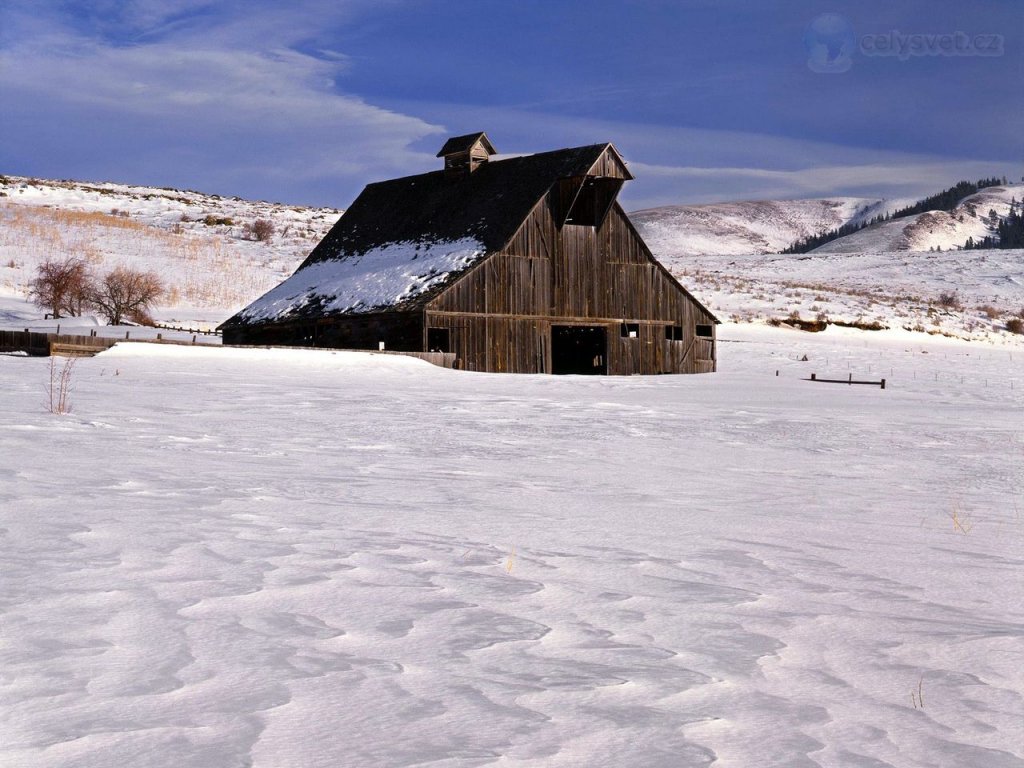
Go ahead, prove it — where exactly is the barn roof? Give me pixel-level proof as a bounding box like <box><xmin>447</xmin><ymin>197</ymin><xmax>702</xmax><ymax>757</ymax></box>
<box><xmin>308</xmin><ymin>143</ymin><xmax>617</xmax><ymax>258</ymax></box>
<box><xmin>226</xmin><ymin>143</ymin><xmax>629</xmax><ymax>325</ymax></box>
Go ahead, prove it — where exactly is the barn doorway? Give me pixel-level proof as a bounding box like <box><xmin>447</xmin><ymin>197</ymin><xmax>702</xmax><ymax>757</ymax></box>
<box><xmin>551</xmin><ymin>325</ymin><xmax>607</xmax><ymax>375</ymax></box>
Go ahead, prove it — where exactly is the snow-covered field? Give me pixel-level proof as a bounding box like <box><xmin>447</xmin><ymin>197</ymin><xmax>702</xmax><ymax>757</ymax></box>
<box><xmin>2</xmin><ymin>171</ymin><xmax>1023</xmax><ymax>766</ymax></box>
<box><xmin>2</xmin><ymin>326</ymin><xmax>1022</xmax><ymax>767</ymax></box>
<box><xmin>671</xmin><ymin>247</ymin><xmax>1024</xmax><ymax>342</ymax></box>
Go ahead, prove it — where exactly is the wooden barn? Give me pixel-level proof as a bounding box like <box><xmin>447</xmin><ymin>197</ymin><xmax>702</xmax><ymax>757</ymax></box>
<box><xmin>220</xmin><ymin>133</ymin><xmax>718</xmax><ymax>374</ymax></box>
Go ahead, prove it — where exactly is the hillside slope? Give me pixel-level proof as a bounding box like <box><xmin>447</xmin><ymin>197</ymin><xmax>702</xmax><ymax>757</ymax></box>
<box><xmin>812</xmin><ymin>185</ymin><xmax>1022</xmax><ymax>254</ymax></box>
<box><xmin>629</xmin><ymin>197</ymin><xmax>891</xmax><ymax>257</ymax></box>
<box><xmin>0</xmin><ymin>175</ymin><xmax>341</xmax><ymax>325</ymax></box>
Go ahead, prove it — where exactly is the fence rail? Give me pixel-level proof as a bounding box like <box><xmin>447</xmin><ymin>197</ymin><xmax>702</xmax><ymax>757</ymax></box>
<box><xmin>152</xmin><ymin>322</ymin><xmax>221</xmax><ymax>336</ymax></box>
<box><xmin>808</xmin><ymin>372</ymin><xmax>886</xmax><ymax>390</ymax></box>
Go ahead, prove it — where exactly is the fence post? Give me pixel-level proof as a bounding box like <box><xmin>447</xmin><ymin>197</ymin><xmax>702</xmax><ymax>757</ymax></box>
<box><xmin>881</xmin><ymin>379</ymin><xmax>886</xmax><ymax>390</ymax></box>
<box><xmin>811</xmin><ymin>373</ymin><xmax>816</xmax><ymax>381</ymax></box>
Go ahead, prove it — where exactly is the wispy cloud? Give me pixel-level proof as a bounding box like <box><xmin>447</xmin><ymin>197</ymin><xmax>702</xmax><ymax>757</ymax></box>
<box><xmin>0</xmin><ymin>1</ymin><xmax>440</xmax><ymax>203</ymax></box>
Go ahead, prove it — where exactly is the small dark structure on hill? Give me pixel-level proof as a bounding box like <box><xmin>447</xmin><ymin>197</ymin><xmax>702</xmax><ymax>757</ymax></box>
<box><xmin>220</xmin><ymin>133</ymin><xmax>717</xmax><ymax>374</ymax></box>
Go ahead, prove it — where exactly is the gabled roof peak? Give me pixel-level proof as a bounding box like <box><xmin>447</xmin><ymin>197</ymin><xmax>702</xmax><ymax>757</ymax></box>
<box><xmin>436</xmin><ymin>132</ymin><xmax>497</xmax><ymax>158</ymax></box>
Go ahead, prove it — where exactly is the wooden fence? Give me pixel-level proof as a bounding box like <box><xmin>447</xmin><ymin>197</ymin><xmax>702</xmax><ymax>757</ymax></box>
<box><xmin>0</xmin><ymin>330</ymin><xmax>117</xmax><ymax>357</ymax></box>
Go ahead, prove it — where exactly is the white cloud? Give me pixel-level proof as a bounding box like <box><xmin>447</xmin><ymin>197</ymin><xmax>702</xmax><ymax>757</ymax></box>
<box><xmin>0</xmin><ymin>1</ymin><xmax>440</xmax><ymax>203</ymax></box>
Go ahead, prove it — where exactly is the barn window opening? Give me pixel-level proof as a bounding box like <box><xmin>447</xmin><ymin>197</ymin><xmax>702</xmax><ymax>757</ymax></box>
<box><xmin>695</xmin><ymin>324</ymin><xmax>714</xmax><ymax>338</ymax></box>
<box><xmin>559</xmin><ymin>176</ymin><xmax>624</xmax><ymax>228</ymax></box>
<box><xmin>621</xmin><ymin>322</ymin><xmax>639</xmax><ymax>338</ymax></box>
<box><xmin>666</xmin><ymin>325</ymin><xmax>684</xmax><ymax>341</ymax></box>
<box><xmin>427</xmin><ymin>327</ymin><xmax>450</xmax><ymax>352</ymax></box>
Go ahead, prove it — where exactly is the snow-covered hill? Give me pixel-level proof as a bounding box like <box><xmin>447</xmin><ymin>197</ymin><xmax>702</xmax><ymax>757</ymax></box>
<box><xmin>0</xmin><ymin>175</ymin><xmax>342</xmax><ymax>327</ymax></box>
<box><xmin>629</xmin><ymin>197</ymin><xmax>893</xmax><ymax>257</ymax></box>
<box><xmin>629</xmin><ymin>187</ymin><xmax>1023</xmax><ymax>341</ymax></box>
<box><xmin>811</xmin><ymin>185</ymin><xmax>1022</xmax><ymax>254</ymax></box>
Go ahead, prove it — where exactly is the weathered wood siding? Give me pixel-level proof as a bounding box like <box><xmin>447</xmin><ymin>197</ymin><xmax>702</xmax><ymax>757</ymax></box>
<box><xmin>426</xmin><ymin>178</ymin><xmax>717</xmax><ymax>374</ymax></box>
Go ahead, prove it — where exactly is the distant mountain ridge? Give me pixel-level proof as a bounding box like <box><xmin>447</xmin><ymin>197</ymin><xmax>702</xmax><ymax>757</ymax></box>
<box><xmin>629</xmin><ymin>197</ymin><xmax>896</xmax><ymax>258</ymax></box>
<box><xmin>810</xmin><ymin>185</ymin><xmax>1022</xmax><ymax>254</ymax></box>
<box><xmin>630</xmin><ymin>184</ymin><xmax>1023</xmax><ymax>258</ymax></box>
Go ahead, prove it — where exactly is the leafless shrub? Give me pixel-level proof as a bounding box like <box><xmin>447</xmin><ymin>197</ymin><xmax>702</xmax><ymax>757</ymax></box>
<box><xmin>28</xmin><ymin>257</ymin><xmax>94</xmax><ymax>318</ymax></box>
<box><xmin>89</xmin><ymin>266</ymin><xmax>164</xmax><ymax>325</ymax></box>
<box><xmin>977</xmin><ymin>304</ymin><xmax>1000</xmax><ymax>319</ymax></box>
<box><xmin>936</xmin><ymin>291</ymin><xmax>962</xmax><ymax>310</ymax></box>
<box><xmin>1007</xmin><ymin>317</ymin><xmax>1024</xmax><ymax>335</ymax></box>
<box><xmin>251</xmin><ymin>218</ymin><xmax>275</xmax><ymax>242</ymax></box>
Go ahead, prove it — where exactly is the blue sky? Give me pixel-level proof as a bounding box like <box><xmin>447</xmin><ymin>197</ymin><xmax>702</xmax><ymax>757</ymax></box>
<box><xmin>0</xmin><ymin>0</ymin><xmax>1020</xmax><ymax>209</ymax></box>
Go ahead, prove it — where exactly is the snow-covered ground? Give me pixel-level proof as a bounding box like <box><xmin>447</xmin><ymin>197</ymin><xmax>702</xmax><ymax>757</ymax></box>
<box><xmin>2</xmin><ymin>172</ymin><xmax>1023</xmax><ymax>767</ymax></box>
<box><xmin>2</xmin><ymin>326</ymin><xmax>1022</xmax><ymax>767</ymax></box>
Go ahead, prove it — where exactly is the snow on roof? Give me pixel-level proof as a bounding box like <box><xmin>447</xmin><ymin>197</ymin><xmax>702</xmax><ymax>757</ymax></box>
<box><xmin>238</xmin><ymin>238</ymin><xmax>485</xmax><ymax>322</ymax></box>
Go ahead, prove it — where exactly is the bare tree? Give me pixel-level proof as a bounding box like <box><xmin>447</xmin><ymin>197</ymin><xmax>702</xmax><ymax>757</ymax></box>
<box><xmin>89</xmin><ymin>266</ymin><xmax>164</xmax><ymax>325</ymax></box>
<box><xmin>251</xmin><ymin>218</ymin><xmax>275</xmax><ymax>242</ymax></box>
<box><xmin>28</xmin><ymin>258</ymin><xmax>94</xmax><ymax>318</ymax></box>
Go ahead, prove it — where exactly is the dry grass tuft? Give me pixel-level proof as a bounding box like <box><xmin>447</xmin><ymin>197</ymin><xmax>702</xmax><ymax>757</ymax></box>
<box><xmin>46</xmin><ymin>356</ymin><xmax>76</xmax><ymax>415</ymax></box>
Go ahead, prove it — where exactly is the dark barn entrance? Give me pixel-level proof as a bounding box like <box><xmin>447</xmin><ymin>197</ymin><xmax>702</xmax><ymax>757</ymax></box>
<box><xmin>551</xmin><ymin>325</ymin><xmax>607</xmax><ymax>375</ymax></box>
